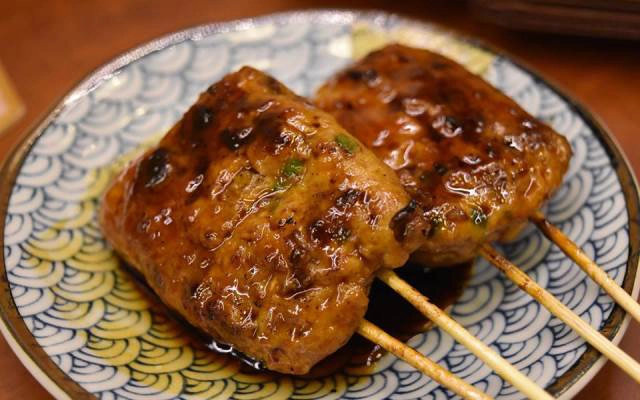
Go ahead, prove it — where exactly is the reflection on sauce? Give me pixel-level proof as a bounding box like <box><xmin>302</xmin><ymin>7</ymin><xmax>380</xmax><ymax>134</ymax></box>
<box><xmin>315</xmin><ymin>44</ymin><xmax>572</xmax><ymax>267</ymax></box>
<box><xmin>123</xmin><ymin>259</ymin><xmax>472</xmax><ymax>378</ymax></box>
<box><xmin>304</xmin><ymin>261</ymin><xmax>473</xmax><ymax>378</ymax></box>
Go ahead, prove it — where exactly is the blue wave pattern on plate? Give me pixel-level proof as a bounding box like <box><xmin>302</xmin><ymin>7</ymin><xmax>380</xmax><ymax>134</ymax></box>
<box><xmin>2</xmin><ymin>14</ymin><xmax>629</xmax><ymax>399</ymax></box>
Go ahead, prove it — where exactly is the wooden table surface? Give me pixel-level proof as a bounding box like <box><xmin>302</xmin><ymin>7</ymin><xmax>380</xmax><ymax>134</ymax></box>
<box><xmin>1</xmin><ymin>0</ymin><xmax>639</xmax><ymax>399</ymax></box>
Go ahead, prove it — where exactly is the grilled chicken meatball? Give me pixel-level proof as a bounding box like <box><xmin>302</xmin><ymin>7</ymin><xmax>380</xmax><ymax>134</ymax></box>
<box><xmin>100</xmin><ymin>67</ymin><xmax>424</xmax><ymax>374</ymax></box>
<box><xmin>316</xmin><ymin>44</ymin><xmax>572</xmax><ymax>266</ymax></box>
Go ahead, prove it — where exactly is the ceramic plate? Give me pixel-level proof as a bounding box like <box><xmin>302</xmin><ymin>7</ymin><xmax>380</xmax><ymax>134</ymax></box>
<box><xmin>1</xmin><ymin>10</ymin><xmax>638</xmax><ymax>400</ymax></box>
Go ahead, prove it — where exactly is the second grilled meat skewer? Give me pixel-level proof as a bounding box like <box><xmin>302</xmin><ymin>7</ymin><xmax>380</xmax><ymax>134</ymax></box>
<box><xmin>315</xmin><ymin>44</ymin><xmax>572</xmax><ymax>268</ymax></box>
<box><xmin>315</xmin><ymin>43</ymin><xmax>639</xmax><ymax>383</ymax></box>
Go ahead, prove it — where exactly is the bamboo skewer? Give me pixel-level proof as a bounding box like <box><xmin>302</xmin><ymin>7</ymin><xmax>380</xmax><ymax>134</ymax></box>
<box><xmin>369</xmin><ymin>209</ymin><xmax>640</xmax><ymax>397</ymax></box>
<box><xmin>531</xmin><ymin>211</ymin><xmax>640</xmax><ymax>324</ymax></box>
<box><xmin>377</xmin><ymin>270</ymin><xmax>554</xmax><ymax>400</ymax></box>
<box><xmin>480</xmin><ymin>245</ymin><xmax>640</xmax><ymax>384</ymax></box>
<box><xmin>358</xmin><ymin>320</ymin><xmax>492</xmax><ymax>400</ymax></box>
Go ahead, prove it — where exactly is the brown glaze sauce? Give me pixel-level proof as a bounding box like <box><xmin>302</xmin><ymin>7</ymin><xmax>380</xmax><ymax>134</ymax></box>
<box><xmin>304</xmin><ymin>261</ymin><xmax>473</xmax><ymax>377</ymax></box>
<box><xmin>122</xmin><ymin>259</ymin><xmax>473</xmax><ymax>377</ymax></box>
<box><xmin>314</xmin><ymin>44</ymin><xmax>572</xmax><ymax>267</ymax></box>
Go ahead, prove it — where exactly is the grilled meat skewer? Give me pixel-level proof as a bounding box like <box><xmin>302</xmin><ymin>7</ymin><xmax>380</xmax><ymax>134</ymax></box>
<box><xmin>100</xmin><ymin>67</ymin><xmax>425</xmax><ymax>374</ymax></box>
<box><xmin>316</xmin><ymin>44</ymin><xmax>572</xmax><ymax>266</ymax></box>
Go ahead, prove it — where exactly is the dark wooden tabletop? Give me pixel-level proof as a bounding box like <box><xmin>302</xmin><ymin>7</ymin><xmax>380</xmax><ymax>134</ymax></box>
<box><xmin>1</xmin><ymin>1</ymin><xmax>639</xmax><ymax>399</ymax></box>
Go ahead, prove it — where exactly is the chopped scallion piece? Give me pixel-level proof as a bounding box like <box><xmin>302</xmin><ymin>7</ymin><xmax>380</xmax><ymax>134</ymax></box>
<box><xmin>335</xmin><ymin>133</ymin><xmax>358</xmax><ymax>154</ymax></box>
<box><xmin>282</xmin><ymin>158</ymin><xmax>304</xmax><ymax>177</ymax></box>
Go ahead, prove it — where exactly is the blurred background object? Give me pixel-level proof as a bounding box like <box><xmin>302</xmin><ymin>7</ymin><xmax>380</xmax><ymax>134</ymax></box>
<box><xmin>470</xmin><ymin>0</ymin><xmax>640</xmax><ymax>40</ymax></box>
<box><xmin>0</xmin><ymin>62</ymin><xmax>24</xmax><ymax>136</ymax></box>
<box><xmin>0</xmin><ymin>1</ymin><xmax>638</xmax><ymax>399</ymax></box>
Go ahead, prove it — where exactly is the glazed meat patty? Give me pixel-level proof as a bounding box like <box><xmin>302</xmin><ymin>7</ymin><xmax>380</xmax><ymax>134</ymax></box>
<box><xmin>100</xmin><ymin>67</ymin><xmax>424</xmax><ymax>374</ymax></box>
<box><xmin>315</xmin><ymin>44</ymin><xmax>572</xmax><ymax>266</ymax></box>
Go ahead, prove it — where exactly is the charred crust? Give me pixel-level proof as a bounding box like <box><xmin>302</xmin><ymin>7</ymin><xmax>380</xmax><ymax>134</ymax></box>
<box><xmin>283</xmin><ymin>231</ymin><xmax>313</xmax><ymax>296</ymax></box>
<box><xmin>193</xmin><ymin>105</ymin><xmax>215</xmax><ymax>132</ymax></box>
<box><xmin>254</xmin><ymin>112</ymin><xmax>293</xmax><ymax>155</ymax></box>
<box><xmin>221</xmin><ymin>127</ymin><xmax>254</xmax><ymax>150</ymax></box>
<box><xmin>137</xmin><ymin>148</ymin><xmax>170</xmax><ymax>189</ymax></box>
<box><xmin>190</xmin><ymin>282</ymin><xmax>202</xmax><ymax>299</ymax></box>
<box><xmin>309</xmin><ymin>219</ymin><xmax>329</xmax><ymax>244</ymax></box>
<box><xmin>277</xmin><ymin>216</ymin><xmax>295</xmax><ymax>228</ymax></box>
<box><xmin>391</xmin><ymin>199</ymin><xmax>418</xmax><ymax>242</ymax></box>
<box><xmin>346</xmin><ymin>68</ymin><xmax>378</xmax><ymax>83</ymax></box>
<box><xmin>309</xmin><ymin>189</ymin><xmax>362</xmax><ymax>246</ymax></box>
<box><xmin>433</xmin><ymin>163</ymin><xmax>448</xmax><ymax>176</ymax></box>
<box><xmin>309</xmin><ymin>219</ymin><xmax>351</xmax><ymax>246</ymax></box>
<box><xmin>335</xmin><ymin>188</ymin><xmax>362</xmax><ymax>208</ymax></box>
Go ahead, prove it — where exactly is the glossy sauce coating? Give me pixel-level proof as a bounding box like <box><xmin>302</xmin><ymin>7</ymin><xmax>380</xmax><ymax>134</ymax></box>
<box><xmin>100</xmin><ymin>67</ymin><xmax>424</xmax><ymax>374</ymax></box>
<box><xmin>316</xmin><ymin>45</ymin><xmax>572</xmax><ymax>266</ymax></box>
<box><xmin>305</xmin><ymin>261</ymin><xmax>473</xmax><ymax>377</ymax></box>
<box><xmin>124</xmin><ymin>256</ymin><xmax>472</xmax><ymax>378</ymax></box>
